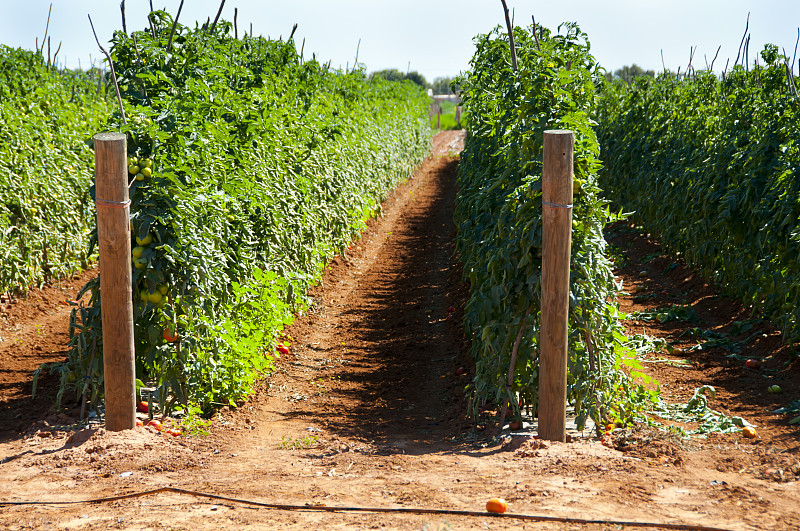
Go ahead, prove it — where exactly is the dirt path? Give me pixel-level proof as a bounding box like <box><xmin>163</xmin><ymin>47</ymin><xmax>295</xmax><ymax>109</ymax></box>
<box><xmin>0</xmin><ymin>131</ymin><xmax>798</xmax><ymax>530</ymax></box>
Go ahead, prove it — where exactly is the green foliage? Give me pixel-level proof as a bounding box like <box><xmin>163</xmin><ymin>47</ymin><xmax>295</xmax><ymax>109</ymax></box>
<box><xmin>0</xmin><ymin>46</ymin><xmax>111</xmax><ymax>293</ymax></box>
<box><xmin>774</xmin><ymin>399</ymin><xmax>800</xmax><ymax>425</ymax></box>
<box><xmin>454</xmin><ymin>23</ymin><xmax>657</xmax><ymax>429</ymax></box>
<box><xmin>431</xmin><ymin>76</ymin><xmax>457</xmax><ymax>95</ymax></box>
<box><xmin>370</xmin><ymin>68</ymin><xmax>428</xmax><ymax>88</ymax></box>
<box><xmin>431</xmin><ymin>101</ymin><xmax>466</xmax><ymax>131</ymax></box>
<box><xmin>42</xmin><ymin>12</ymin><xmax>431</xmax><ymax>412</ymax></box>
<box><xmin>628</xmin><ymin>305</ymin><xmax>699</xmax><ymax>324</ymax></box>
<box><xmin>604</xmin><ymin>64</ymin><xmax>655</xmax><ymax>84</ymax></box>
<box><xmin>597</xmin><ymin>46</ymin><xmax>800</xmax><ymax>345</ymax></box>
<box><xmin>651</xmin><ymin>385</ymin><xmax>752</xmax><ymax>435</ymax></box>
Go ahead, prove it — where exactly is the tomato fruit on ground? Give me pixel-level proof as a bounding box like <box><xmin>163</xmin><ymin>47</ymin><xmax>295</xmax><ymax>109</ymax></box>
<box><xmin>745</xmin><ymin>359</ymin><xmax>762</xmax><ymax>370</ymax></box>
<box><xmin>147</xmin><ymin>419</ymin><xmax>162</xmax><ymax>431</ymax></box>
<box><xmin>136</xmin><ymin>400</ymin><xmax>149</xmax><ymax>413</ymax></box>
<box><xmin>486</xmin><ymin>498</ymin><xmax>507</xmax><ymax>513</ymax></box>
<box><xmin>277</xmin><ymin>343</ymin><xmax>290</xmax><ymax>355</ymax></box>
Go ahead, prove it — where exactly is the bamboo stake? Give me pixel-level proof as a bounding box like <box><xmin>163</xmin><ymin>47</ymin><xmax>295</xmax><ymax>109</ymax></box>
<box><xmin>539</xmin><ymin>130</ymin><xmax>574</xmax><ymax>442</ymax></box>
<box><xmin>94</xmin><ymin>133</ymin><xmax>136</xmax><ymax>431</ymax></box>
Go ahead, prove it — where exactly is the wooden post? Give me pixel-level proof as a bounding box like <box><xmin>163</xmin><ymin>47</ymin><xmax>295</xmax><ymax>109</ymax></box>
<box><xmin>539</xmin><ymin>129</ymin><xmax>574</xmax><ymax>442</ymax></box>
<box><xmin>94</xmin><ymin>132</ymin><xmax>136</xmax><ymax>431</ymax></box>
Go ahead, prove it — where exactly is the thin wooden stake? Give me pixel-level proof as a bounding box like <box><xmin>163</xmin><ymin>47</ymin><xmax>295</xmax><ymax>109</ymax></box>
<box><xmin>94</xmin><ymin>133</ymin><xmax>136</xmax><ymax>432</ymax></box>
<box><xmin>210</xmin><ymin>0</ymin><xmax>227</xmax><ymax>34</ymax></box>
<box><xmin>499</xmin><ymin>0</ymin><xmax>518</xmax><ymax>71</ymax></box>
<box><xmin>120</xmin><ymin>0</ymin><xmax>127</xmax><ymax>34</ymax></box>
<box><xmin>39</xmin><ymin>3</ymin><xmax>52</xmax><ymax>55</ymax></box>
<box><xmin>168</xmin><ymin>0</ymin><xmax>185</xmax><ymax>52</ymax></box>
<box><xmin>88</xmin><ymin>15</ymin><xmax>126</xmax><ymax>125</ymax></box>
<box><xmin>539</xmin><ymin>130</ymin><xmax>574</xmax><ymax>442</ymax></box>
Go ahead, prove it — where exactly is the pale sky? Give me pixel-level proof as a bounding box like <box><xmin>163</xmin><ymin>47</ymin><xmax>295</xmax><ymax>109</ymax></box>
<box><xmin>2</xmin><ymin>1</ymin><xmax>799</xmax><ymax>82</ymax></box>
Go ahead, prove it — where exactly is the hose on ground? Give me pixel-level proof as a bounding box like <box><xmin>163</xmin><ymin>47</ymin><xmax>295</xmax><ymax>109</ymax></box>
<box><xmin>0</xmin><ymin>486</ymin><xmax>738</xmax><ymax>531</ymax></box>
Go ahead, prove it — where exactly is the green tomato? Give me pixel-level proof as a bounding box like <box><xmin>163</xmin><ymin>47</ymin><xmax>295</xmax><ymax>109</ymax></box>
<box><xmin>768</xmin><ymin>384</ymin><xmax>783</xmax><ymax>394</ymax></box>
<box><xmin>136</xmin><ymin>233</ymin><xmax>153</xmax><ymax>246</ymax></box>
<box><xmin>135</xmin><ymin>173</ymin><xmax>145</xmax><ymax>181</ymax></box>
<box><xmin>128</xmin><ymin>164</ymin><xmax>140</xmax><ymax>175</ymax></box>
<box><xmin>141</xmin><ymin>167</ymin><xmax>153</xmax><ymax>178</ymax></box>
<box><xmin>146</xmin><ymin>291</ymin><xmax>163</xmax><ymax>304</ymax></box>
<box><xmin>133</xmin><ymin>257</ymin><xmax>148</xmax><ymax>270</ymax></box>
<box><xmin>132</xmin><ymin>246</ymin><xmax>146</xmax><ymax>259</ymax></box>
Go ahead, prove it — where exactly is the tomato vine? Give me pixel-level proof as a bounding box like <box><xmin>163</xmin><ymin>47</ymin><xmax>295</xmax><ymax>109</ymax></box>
<box><xmin>455</xmin><ymin>23</ymin><xmax>657</xmax><ymax>429</ymax></box>
<box><xmin>597</xmin><ymin>44</ymin><xmax>800</xmax><ymax>346</ymax></box>
<box><xmin>38</xmin><ymin>11</ymin><xmax>431</xmax><ymax>413</ymax></box>
<box><xmin>0</xmin><ymin>46</ymin><xmax>111</xmax><ymax>293</ymax></box>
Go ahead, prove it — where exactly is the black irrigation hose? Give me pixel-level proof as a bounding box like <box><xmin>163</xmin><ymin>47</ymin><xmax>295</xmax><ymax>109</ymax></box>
<box><xmin>0</xmin><ymin>486</ymin><xmax>737</xmax><ymax>531</ymax></box>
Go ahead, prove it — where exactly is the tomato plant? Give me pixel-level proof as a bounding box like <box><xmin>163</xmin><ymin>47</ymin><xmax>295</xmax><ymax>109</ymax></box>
<box><xmin>0</xmin><ymin>46</ymin><xmax>111</xmax><ymax>294</ymax></box>
<box><xmin>597</xmin><ymin>44</ymin><xmax>800</xmax><ymax>347</ymax></box>
<box><xmin>455</xmin><ymin>22</ymin><xmax>657</xmax><ymax>429</ymax></box>
<box><xmin>40</xmin><ymin>8</ymin><xmax>432</xmax><ymax>415</ymax></box>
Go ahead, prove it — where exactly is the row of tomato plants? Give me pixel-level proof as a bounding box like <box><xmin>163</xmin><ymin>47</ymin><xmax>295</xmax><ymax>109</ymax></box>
<box><xmin>38</xmin><ymin>10</ymin><xmax>431</xmax><ymax>413</ymax></box>
<box><xmin>454</xmin><ymin>23</ymin><xmax>656</xmax><ymax>429</ymax></box>
<box><xmin>0</xmin><ymin>47</ymin><xmax>111</xmax><ymax>293</ymax></box>
<box><xmin>596</xmin><ymin>44</ymin><xmax>800</xmax><ymax>345</ymax></box>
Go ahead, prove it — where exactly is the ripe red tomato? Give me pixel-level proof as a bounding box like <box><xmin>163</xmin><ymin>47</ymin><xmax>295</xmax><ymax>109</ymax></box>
<box><xmin>745</xmin><ymin>359</ymin><xmax>761</xmax><ymax>370</ymax></box>
<box><xmin>135</xmin><ymin>419</ymin><xmax>144</xmax><ymax>427</ymax></box>
<box><xmin>277</xmin><ymin>342</ymin><xmax>290</xmax><ymax>355</ymax></box>
<box><xmin>147</xmin><ymin>419</ymin><xmax>162</xmax><ymax>431</ymax></box>
<box><xmin>162</xmin><ymin>327</ymin><xmax>179</xmax><ymax>343</ymax></box>
<box><xmin>136</xmin><ymin>400</ymin><xmax>149</xmax><ymax>413</ymax></box>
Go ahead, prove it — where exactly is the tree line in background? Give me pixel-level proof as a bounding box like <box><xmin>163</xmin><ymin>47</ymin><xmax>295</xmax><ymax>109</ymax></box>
<box><xmin>605</xmin><ymin>63</ymin><xmax>655</xmax><ymax>83</ymax></box>
<box><xmin>370</xmin><ymin>69</ymin><xmax>458</xmax><ymax>95</ymax></box>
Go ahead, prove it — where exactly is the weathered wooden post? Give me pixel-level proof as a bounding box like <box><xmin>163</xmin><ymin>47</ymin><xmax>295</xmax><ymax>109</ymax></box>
<box><xmin>539</xmin><ymin>129</ymin><xmax>574</xmax><ymax>442</ymax></box>
<box><xmin>94</xmin><ymin>132</ymin><xmax>136</xmax><ymax>431</ymax></box>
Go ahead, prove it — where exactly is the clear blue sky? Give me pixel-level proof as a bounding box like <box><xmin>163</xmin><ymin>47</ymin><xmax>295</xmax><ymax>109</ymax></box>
<box><xmin>2</xmin><ymin>1</ymin><xmax>799</xmax><ymax>81</ymax></box>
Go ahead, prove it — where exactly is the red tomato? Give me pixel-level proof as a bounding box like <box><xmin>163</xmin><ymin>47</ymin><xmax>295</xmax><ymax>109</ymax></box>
<box><xmin>147</xmin><ymin>419</ymin><xmax>162</xmax><ymax>431</ymax></box>
<box><xmin>745</xmin><ymin>359</ymin><xmax>761</xmax><ymax>370</ymax></box>
<box><xmin>136</xmin><ymin>401</ymin><xmax>149</xmax><ymax>413</ymax></box>
<box><xmin>277</xmin><ymin>343</ymin><xmax>290</xmax><ymax>355</ymax></box>
<box><xmin>135</xmin><ymin>419</ymin><xmax>143</xmax><ymax>427</ymax></box>
<box><xmin>162</xmin><ymin>327</ymin><xmax>179</xmax><ymax>343</ymax></box>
